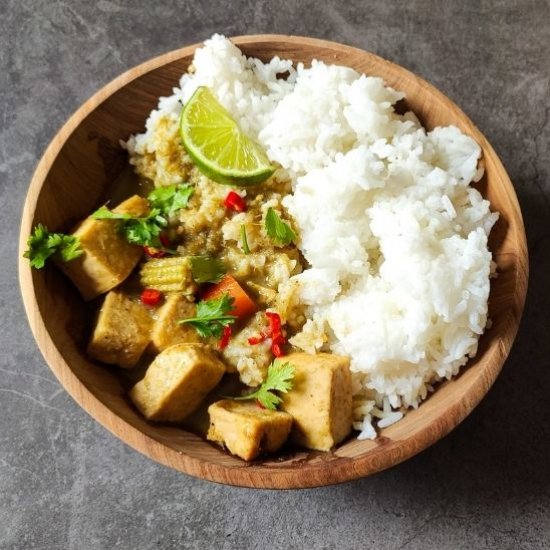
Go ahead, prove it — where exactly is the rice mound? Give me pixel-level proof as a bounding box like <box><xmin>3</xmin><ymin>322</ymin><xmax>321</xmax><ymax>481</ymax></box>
<box><xmin>128</xmin><ymin>34</ymin><xmax>498</xmax><ymax>440</ymax></box>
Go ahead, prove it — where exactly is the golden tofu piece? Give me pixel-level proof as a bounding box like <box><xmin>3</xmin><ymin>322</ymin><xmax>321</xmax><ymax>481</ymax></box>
<box><xmin>87</xmin><ymin>290</ymin><xmax>152</xmax><ymax>368</ymax></box>
<box><xmin>130</xmin><ymin>343</ymin><xmax>226</xmax><ymax>422</ymax></box>
<box><xmin>281</xmin><ymin>352</ymin><xmax>352</xmax><ymax>451</ymax></box>
<box><xmin>207</xmin><ymin>400</ymin><xmax>293</xmax><ymax>461</ymax></box>
<box><xmin>58</xmin><ymin>195</ymin><xmax>149</xmax><ymax>300</ymax></box>
<box><xmin>149</xmin><ymin>294</ymin><xmax>200</xmax><ymax>353</ymax></box>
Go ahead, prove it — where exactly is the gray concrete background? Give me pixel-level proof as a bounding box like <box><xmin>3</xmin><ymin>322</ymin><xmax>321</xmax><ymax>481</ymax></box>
<box><xmin>2</xmin><ymin>0</ymin><xmax>549</xmax><ymax>548</ymax></box>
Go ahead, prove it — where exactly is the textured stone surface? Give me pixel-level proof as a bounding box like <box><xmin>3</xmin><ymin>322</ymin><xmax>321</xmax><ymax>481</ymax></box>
<box><xmin>2</xmin><ymin>0</ymin><xmax>550</xmax><ymax>548</ymax></box>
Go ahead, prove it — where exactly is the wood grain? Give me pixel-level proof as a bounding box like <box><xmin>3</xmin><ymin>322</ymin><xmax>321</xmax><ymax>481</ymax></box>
<box><xmin>18</xmin><ymin>35</ymin><xmax>528</xmax><ymax>489</ymax></box>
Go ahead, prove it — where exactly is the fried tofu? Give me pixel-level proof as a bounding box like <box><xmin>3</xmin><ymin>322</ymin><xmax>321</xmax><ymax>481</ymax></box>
<box><xmin>87</xmin><ymin>290</ymin><xmax>152</xmax><ymax>368</ymax></box>
<box><xmin>207</xmin><ymin>400</ymin><xmax>293</xmax><ymax>461</ymax></box>
<box><xmin>58</xmin><ymin>195</ymin><xmax>149</xmax><ymax>300</ymax></box>
<box><xmin>280</xmin><ymin>352</ymin><xmax>352</xmax><ymax>451</ymax></box>
<box><xmin>149</xmin><ymin>294</ymin><xmax>200</xmax><ymax>353</ymax></box>
<box><xmin>130</xmin><ymin>343</ymin><xmax>226</xmax><ymax>422</ymax></box>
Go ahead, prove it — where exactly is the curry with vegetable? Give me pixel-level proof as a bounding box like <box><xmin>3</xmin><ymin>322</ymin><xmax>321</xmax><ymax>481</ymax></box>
<box><xmin>23</xmin><ymin>86</ymin><xmax>353</xmax><ymax>461</ymax></box>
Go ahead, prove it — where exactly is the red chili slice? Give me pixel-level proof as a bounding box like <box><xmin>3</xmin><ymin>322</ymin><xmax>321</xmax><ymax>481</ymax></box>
<box><xmin>248</xmin><ymin>333</ymin><xmax>268</xmax><ymax>345</ymax></box>
<box><xmin>140</xmin><ymin>288</ymin><xmax>162</xmax><ymax>306</ymax></box>
<box><xmin>265</xmin><ymin>311</ymin><xmax>281</xmax><ymax>333</ymax></box>
<box><xmin>219</xmin><ymin>325</ymin><xmax>232</xmax><ymax>350</ymax></box>
<box><xmin>144</xmin><ymin>233</ymin><xmax>172</xmax><ymax>258</ymax></box>
<box><xmin>248</xmin><ymin>311</ymin><xmax>287</xmax><ymax>356</ymax></box>
<box><xmin>267</xmin><ymin>312</ymin><xmax>286</xmax><ymax>355</ymax></box>
<box><xmin>271</xmin><ymin>343</ymin><xmax>284</xmax><ymax>357</ymax></box>
<box><xmin>143</xmin><ymin>246</ymin><xmax>165</xmax><ymax>258</ymax></box>
<box><xmin>223</xmin><ymin>191</ymin><xmax>247</xmax><ymax>213</ymax></box>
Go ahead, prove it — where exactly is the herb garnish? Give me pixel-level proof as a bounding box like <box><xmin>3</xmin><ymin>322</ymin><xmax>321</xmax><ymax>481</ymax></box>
<box><xmin>240</xmin><ymin>224</ymin><xmax>250</xmax><ymax>254</ymax></box>
<box><xmin>91</xmin><ymin>183</ymin><xmax>194</xmax><ymax>250</ymax></box>
<box><xmin>234</xmin><ymin>361</ymin><xmax>295</xmax><ymax>410</ymax></box>
<box><xmin>179</xmin><ymin>293</ymin><xmax>237</xmax><ymax>338</ymax></box>
<box><xmin>189</xmin><ymin>256</ymin><xmax>226</xmax><ymax>283</ymax></box>
<box><xmin>148</xmin><ymin>183</ymin><xmax>194</xmax><ymax>216</ymax></box>
<box><xmin>91</xmin><ymin>206</ymin><xmax>168</xmax><ymax>249</ymax></box>
<box><xmin>264</xmin><ymin>207</ymin><xmax>296</xmax><ymax>246</ymax></box>
<box><xmin>24</xmin><ymin>224</ymin><xmax>83</xmax><ymax>269</ymax></box>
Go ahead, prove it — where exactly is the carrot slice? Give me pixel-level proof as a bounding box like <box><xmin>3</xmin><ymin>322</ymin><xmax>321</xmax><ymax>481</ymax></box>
<box><xmin>201</xmin><ymin>274</ymin><xmax>257</xmax><ymax>320</ymax></box>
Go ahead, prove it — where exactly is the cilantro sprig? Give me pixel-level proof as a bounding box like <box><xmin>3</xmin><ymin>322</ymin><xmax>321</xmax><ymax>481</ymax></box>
<box><xmin>179</xmin><ymin>293</ymin><xmax>236</xmax><ymax>338</ymax></box>
<box><xmin>264</xmin><ymin>208</ymin><xmax>296</xmax><ymax>246</ymax></box>
<box><xmin>148</xmin><ymin>183</ymin><xmax>194</xmax><ymax>216</ymax></box>
<box><xmin>24</xmin><ymin>224</ymin><xmax>83</xmax><ymax>269</ymax></box>
<box><xmin>234</xmin><ymin>361</ymin><xmax>295</xmax><ymax>410</ymax></box>
<box><xmin>91</xmin><ymin>206</ymin><xmax>168</xmax><ymax>248</ymax></box>
<box><xmin>189</xmin><ymin>256</ymin><xmax>226</xmax><ymax>283</ymax></box>
<box><xmin>91</xmin><ymin>183</ymin><xmax>194</xmax><ymax>249</ymax></box>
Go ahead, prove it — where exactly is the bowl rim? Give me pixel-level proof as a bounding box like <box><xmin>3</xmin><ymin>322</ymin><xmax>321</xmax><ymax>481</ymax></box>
<box><xmin>18</xmin><ymin>34</ymin><xmax>529</xmax><ymax>489</ymax></box>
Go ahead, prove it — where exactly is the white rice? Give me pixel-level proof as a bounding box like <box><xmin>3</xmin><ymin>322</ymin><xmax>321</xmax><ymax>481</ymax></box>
<box><xmin>128</xmin><ymin>34</ymin><xmax>498</xmax><ymax>440</ymax></box>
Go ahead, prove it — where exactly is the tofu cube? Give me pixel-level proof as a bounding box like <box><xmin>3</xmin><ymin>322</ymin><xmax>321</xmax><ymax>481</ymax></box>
<box><xmin>58</xmin><ymin>195</ymin><xmax>149</xmax><ymax>300</ymax></box>
<box><xmin>130</xmin><ymin>343</ymin><xmax>226</xmax><ymax>422</ymax></box>
<box><xmin>207</xmin><ymin>400</ymin><xmax>293</xmax><ymax>461</ymax></box>
<box><xmin>149</xmin><ymin>294</ymin><xmax>200</xmax><ymax>353</ymax></box>
<box><xmin>280</xmin><ymin>352</ymin><xmax>352</xmax><ymax>451</ymax></box>
<box><xmin>87</xmin><ymin>290</ymin><xmax>152</xmax><ymax>368</ymax></box>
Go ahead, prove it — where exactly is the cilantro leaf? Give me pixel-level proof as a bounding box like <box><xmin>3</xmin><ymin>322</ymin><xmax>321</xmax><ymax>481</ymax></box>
<box><xmin>123</xmin><ymin>210</ymin><xmax>167</xmax><ymax>247</ymax></box>
<box><xmin>234</xmin><ymin>361</ymin><xmax>295</xmax><ymax>410</ymax></box>
<box><xmin>57</xmin><ymin>235</ymin><xmax>83</xmax><ymax>263</ymax></box>
<box><xmin>90</xmin><ymin>207</ymin><xmax>132</xmax><ymax>221</ymax></box>
<box><xmin>24</xmin><ymin>224</ymin><xmax>83</xmax><ymax>269</ymax></box>
<box><xmin>240</xmin><ymin>224</ymin><xmax>250</xmax><ymax>254</ymax></box>
<box><xmin>91</xmin><ymin>185</ymin><xmax>192</xmax><ymax>249</ymax></box>
<box><xmin>92</xmin><ymin>206</ymin><xmax>168</xmax><ymax>249</ymax></box>
<box><xmin>265</xmin><ymin>208</ymin><xmax>296</xmax><ymax>246</ymax></box>
<box><xmin>179</xmin><ymin>293</ymin><xmax>237</xmax><ymax>338</ymax></box>
<box><xmin>189</xmin><ymin>256</ymin><xmax>226</xmax><ymax>283</ymax></box>
<box><xmin>148</xmin><ymin>183</ymin><xmax>194</xmax><ymax>217</ymax></box>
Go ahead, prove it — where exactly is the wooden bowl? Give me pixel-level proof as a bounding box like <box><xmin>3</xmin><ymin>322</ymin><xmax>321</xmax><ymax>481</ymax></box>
<box><xmin>18</xmin><ymin>35</ymin><xmax>528</xmax><ymax>489</ymax></box>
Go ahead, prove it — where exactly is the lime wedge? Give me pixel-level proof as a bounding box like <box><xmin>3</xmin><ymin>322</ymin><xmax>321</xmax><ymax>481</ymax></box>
<box><xmin>180</xmin><ymin>86</ymin><xmax>275</xmax><ymax>186</ymax></box>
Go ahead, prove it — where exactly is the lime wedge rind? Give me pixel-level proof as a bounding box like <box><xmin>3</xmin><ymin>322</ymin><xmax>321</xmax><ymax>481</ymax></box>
<box><xmin>180</xmin><ymin>86</ymin><xmax>275</xmax><ymax>186</ymax></box>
